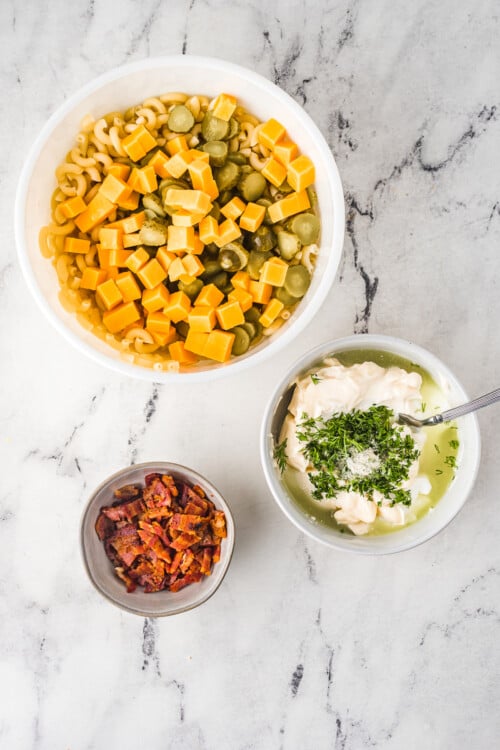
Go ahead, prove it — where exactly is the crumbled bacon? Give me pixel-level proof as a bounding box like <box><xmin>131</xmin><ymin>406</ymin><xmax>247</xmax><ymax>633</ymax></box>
<box><xmin>94</xmin><ymin>474</ymin><xmax>227</xmax><ymax>594</ymax></box>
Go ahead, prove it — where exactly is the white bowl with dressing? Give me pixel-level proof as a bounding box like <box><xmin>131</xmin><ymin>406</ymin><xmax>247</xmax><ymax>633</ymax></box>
<box><xmin>14</xmin><ymin>55</ymin><xmax>344</xmax><ymax>382</ymax></box>
<box><xmin>260</xmin><ymin>334</ymin><xmax>481</xmax><ymax>554</ymax></box>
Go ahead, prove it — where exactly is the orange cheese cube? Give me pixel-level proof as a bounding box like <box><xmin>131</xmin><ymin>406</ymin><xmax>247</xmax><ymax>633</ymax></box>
<box><xmin>182</xmin><ymin>254</ymin><xmax>204</xmax><ymax>277</ymax></box>
<box><xmin>179</xmin><ymin>274</ymin><xmax>196</xmax><ymax>285</ymax></box>
<box><xmin>156</xmin><ymin>246</ymin><xmax>176</xmax><ymax>272</ymax></box>
<box><xmin>97</xmin><ymin>245</ymin><xmax>112</xmax><ymax>269</ymax></box>
<box><xmin>287</xmin><ymin>155</ymin><xmax>315</xmax><ymax>192</ymax></box>
<box><xmin>123</xmin><ymin>233</ymin><xmax>142</xmax><ymax>248</ymax></box>
<box><xmin>231</xmin><ymin>271</ymin><xmax>251</xmax><ymax>291</ymax></box>
<box><xmin>169</xmin><ymin>340</ymin><xmax>199</xmax><ymax>364</ymax></box>
<box><xmin>188</xmin><ymin>149</ymin><xmax>210</xmax><ymax>163</ymax></box>
<box><xmin>80</xmin><ymin>267</ymin><xmax>107</xmax><ymax>290</ymax></box>
<box><xmin>64</xmin><ymin>237</ymin><xmax>90</xmax><ymax>254</ymax></box>
<box><xmin>273</xmin><ymin>139</ymin><xmax>299</xmax><ymax>166</ymax></box>
<box><xmin>193</xmin><ymin>235</ymin><xmax>204</xmax><ymax>255</ymax></box>
<box><xmin>75</xmin><ymin>194</ymin><xmax>116</xmax><ymax>232</ymax></box>
<box><xmin>114</xmin><ymin>211</ymin><xmax>145</xmax><ymax>234</ymax></box>
<box><xmin>98</xmin><ymin>173</ymin><xmax>131</xmax><ymax>203</ymax></box>
<box><xmin>188</xmin><ymin>160</ymin><xmax>219</xmax><ymax>200</ymax></box>
<box><xmin>204</xmin><ymin>177</ymin><xmax>220</xmax><ymax>201</ymax></box>
<box><xmin>164</xmin><ymin>291</ymin><xmax>191</xmax><ymax>323</ymax></box>
<box><xmin>106</xmin><ymin>267</ymin><xmax>119</xmax><ymax>280</ymax></box>
<box><xmin>168</xmin><ymin>257</ymin><xmax>186</xmax><ymax>282</ymax></box>
<box><xmin>194</xmin><ymin>283</ymin><xmax>224</xmax><ymax>308</ymax></box>
<box><xmin>108</xmin><ymin>249</ymin><xmax>133</xmax><ymax>267</ymax></box>
<box><xmin>167</xmin><ymin>225</ymin><xmax>195</xmax><ymax>254</ymax></box>
<box><xmin>121</xmin><ymin>124</ymin><xmax>157</xmax><ymax>161</ymax></box>
<box><xmin>215</xmin><ymin>300</ymin><xmax>245</xmax><ymax>330</ymax></box>
<box><xmin>239</xmin><ymin>202</ymin><xmax>266</xmax><ymax>232</ymax></box>
<box><xmin>267</xmin><ymin>190</ymin><xmax>311</xmax><ymax>223</ymax></box>
<box><xmin>211</xmin><ymin>93</ymin><xmax>237</xmax><ymax>121</ymax></box>
<box><xmin>171</xmin><ymin>211</ymin><xmax>206</xmax><ymax>228</ymax></box>
<box><xmin>214</xmin><ymin>218</ymin><xmax>241</xmax><ymax>248</ymax></box>
<box><xmin>221</xmin><ymin>196</ymin><xmax>246</xmax><ymax>220</ymax></box>
<box><xmin>199</xmin><ymin>216</ymin><xmax>219</xmax><ymax>245</ymax></box>
<box><xmin>188</xmin><ymin>306</ymin><xmax>216</xmax><ymax>333</ymax></box>
<box><xmin>146</xmin><ymin>312</ymin><xmax>171</xmax><ymax>335</ymax></box>
<box><xmin>99</xmin><ymin>227</ymin><xmax>123</xmax><ymax>250</ymax></box>
<box><xmin>142</xmin><ymin>284</ymin><xmax>170</xmax><ymax>312</ymax></box>
<box><xmin>259</xmin><ymin>298</ymin><xmax>285</xmax><ymax>327</ymax></box>
<box><xmin>59</xmin><ymin>196</ymin><xmax>87</xmax><ymax>219</ymax></box>
<box><xmin>204</xmin><ymin>330</ymin><xmax>235</xmax><ymax>362</ymax></box>
<box><xmin>184</xmin><ymin>330</ymin><xmax>209</xmax><ymax>357</ymax></box>
<box><xmin>258</xmin><ymin>118</ymin><xmax>286</xmax><ymax>150</ymax></box>
<box><xmin>259</xmin><ymin>258</ymin><xmax>288</xmax><ymax>287</ymax></box>
<box><xmin>107</xmin><ymin>163</ymin><xmax>130</xmax><ymax>181</ymax></box>
<box><xmin>125</xmin><ymin>247</ymin><xmax>149</xmax><ymax>273</ymax></box>
<box><xmin>228</xmin><ymin>287</ymin><xmax>253</xmax><ymax>312</ymax></box>
<box><xmin>164</xmin><ymin>152</ymin><xmax>191</xmax><ymax>178</ymax></box>
<box><xmin>136</xmin><ymin>165</ymin><xmax>158</xmax><ymax>194</ymax></box>
<box><xmin>148</xmin><ymin>150</ymin><xmax>171</xmax><ymax>178</ymax></box>
<box><xmin>261</xmin><ymin>157</ymin><xmax>287</xmax><ymax>188</ymax></box>
<box><xmin>103</xmin><ymin>301</ymin><xmax>141</xmax><ymax>333</ymax></box>
<box><xmin>167</xmin><ymin>135</ymin><xmax>189</xmax><ymax>155</ymax></box>
<box><xmin>165</xmin><ymin>188</ymin><xmax>212</xmax><ymax>215</ymax></box>
<box><xmin>249</xmin><ymin>280</ymin><xmax>273</xmax><ymax>304</ymax></box>
<box><xmin>127</xmin><ymin>168</ymin><xmax>142</xmax><ymax>192</ymax></box>
<box><xmin>96</xmin><ymin>279</ymin><xmax>123</xmax><ymax>310</ymax></box>
<box><xmin>116</xmin><ymin>271</ymin><xmax>142</xmax><ymax>302</ymax></box>
<box><xmin>151</xmin><ymin>327</ymin><xmax>177</xmax><ymax>347</ymax></box>
<box><xmin>137</xmin><ymin>258</ymin><xmax>167</xmax><ymax>290</ymax></box>
<box><xmin>117</xmin><ymin>191</ymin><xmax>140</xmax><ymax>211</ymax></box>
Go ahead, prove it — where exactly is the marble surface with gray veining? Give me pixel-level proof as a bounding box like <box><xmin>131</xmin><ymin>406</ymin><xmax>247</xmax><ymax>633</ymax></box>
<box><xmin>1</xmin><ymin>1</ymin><xmax>500</xmax><ymax>748</ymax></box>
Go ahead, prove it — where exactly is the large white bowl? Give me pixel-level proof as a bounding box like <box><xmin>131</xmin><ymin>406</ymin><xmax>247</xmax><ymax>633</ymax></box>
<box><xmin>260</xmin><ymin>334</ymin><xmax>481</xmax><ymax>554</ymax></box>
<box><xmin>15</xmin><ymin>56</ymin><xmax>344</xmax><ymax>382</ymax></box>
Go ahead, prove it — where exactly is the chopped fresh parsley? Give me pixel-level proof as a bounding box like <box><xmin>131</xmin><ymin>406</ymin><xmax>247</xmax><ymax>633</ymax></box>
<box><xmin>273</xmin><ymin>438</ymin><xmax>288</xmax><ymax>474</ymax></box>
<box><xmin>444</xmin><ymin>454</ymin><xmax>457</xmax><ymax>468</ymax></box>
<box><xmin>434</xmin><ymin>444</ymin><xmax>440</xmax><ymax>453</ymax></box>
<box><xmin>435</xmin><ymin>469</ymin><xmax>443</xmax><ymax>475</ymax></box>
<box><xmin>310</xmin><ymin>373</ymin><xmax>322</xmax><ymax>385</ymax></box>
<box><xmin>420</xmin><ymin>401</ymin><xmax>427</xmax><ymax>413</ymax></box>
<box><xmin>449</xmin><ymin>439</ymin><xmax>460</xmax><ymax>450</ymax></box>
<box><xmin>296</xmin><ymin>405</ymin><xmax>420</xmax><ymax>506</ymax></box>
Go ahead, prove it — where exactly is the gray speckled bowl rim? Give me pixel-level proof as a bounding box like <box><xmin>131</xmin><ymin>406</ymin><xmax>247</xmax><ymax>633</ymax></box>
<box><xmin>80</xmin><ymin>461</ymin><xmax>235</xmax><ymax>617</ymax></box>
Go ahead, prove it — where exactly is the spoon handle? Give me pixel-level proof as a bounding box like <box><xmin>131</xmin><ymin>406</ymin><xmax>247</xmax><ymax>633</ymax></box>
<box><xmin>438</xmin><ymin>387</ymin><xmax>500</xmax><ymax>422</ymax></box>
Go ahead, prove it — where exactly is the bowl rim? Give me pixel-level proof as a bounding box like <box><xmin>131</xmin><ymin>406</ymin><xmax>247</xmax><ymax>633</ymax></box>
<box><xmin>260</xmin><ymin>333</ymin><xmax>482</xmax><ymax>555</ymax></box>
<box><xmin>80</xmin><ymin>460</ymin><xmax>235</xmax><ymax>616</ymax></box>
<box><xmin>14</xmin><ymin>54</ymin><xmax>345</xmax><ymax>383</ymax></box>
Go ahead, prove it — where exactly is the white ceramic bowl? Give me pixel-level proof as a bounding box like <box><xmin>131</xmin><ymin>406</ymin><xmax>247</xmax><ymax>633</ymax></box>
<box><xmin>81</xmin><ymin>461</ymin><xmax>235</xmax><ymax>616</ymax></box>
<box><xmin>15</xmin><ymin>55</ymin><xmax>344</xmax><ymax>382</ymax></box>
<box><xmin>261</xmin><ymin>334</ymin><xmax>481</xmax><ymax>554</ymax></box>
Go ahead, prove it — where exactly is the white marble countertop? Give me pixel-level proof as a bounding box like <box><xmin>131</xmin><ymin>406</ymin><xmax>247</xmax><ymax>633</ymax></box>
<box><xmin>2</xmin><ymin>1</ymin><xmax>500</xmax><ymax>748</ymax></box>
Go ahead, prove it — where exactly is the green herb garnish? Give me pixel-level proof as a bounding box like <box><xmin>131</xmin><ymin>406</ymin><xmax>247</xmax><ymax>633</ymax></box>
<box><xmin>444</xmin><ymin>454</ymin><xmax>457</xmax><ymax>468</ymax></box>
<box><xmin>435</xmin><ymin>469</ymin><xmax>443</xmax><ymax>475</ymax></box>
<box><xmin>273</xmin><ymin>438</ymin><xmax>288</xmax><ymax>474</ymax></box>
<box><xmin>310</xmin><ymin>373</ymin><xmax>322</xmax><ymax>385</ymax></box>
<box><xmin>434</xmin><ymin>444</ymin><xmax>440</xmax><ymax>453</ymax></box>
<box><xmin>296</xmin><ymin>405</ymin><xmax>420</xmax><ymax>506</ymax></box>
<box><xmin>420</xmin><ymin>401</ymin><xmax>427</xmax><ymax>412</ymax></box>
<box><xmin>449</xmin><ymin>439</ymin><xmax>459</xmax><ymax>450</ymax></box>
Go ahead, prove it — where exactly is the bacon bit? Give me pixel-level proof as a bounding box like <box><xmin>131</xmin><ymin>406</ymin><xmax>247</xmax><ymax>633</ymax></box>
<box><xmin>95</xmin><ymin>473</ymin><xmax>226</xmax><ymax>594</ymax></box>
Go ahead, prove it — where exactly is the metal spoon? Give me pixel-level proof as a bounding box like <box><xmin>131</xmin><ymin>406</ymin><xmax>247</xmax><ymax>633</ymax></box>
<box><xmin>399</xmin><ymin>387</ymin><xmax>500</xmax><ymax>427</ymax></box>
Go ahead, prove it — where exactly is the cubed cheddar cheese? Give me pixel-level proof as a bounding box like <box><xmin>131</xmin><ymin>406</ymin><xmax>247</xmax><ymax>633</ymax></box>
<box><xmin>165</xmin><ymin>189</ymin><xmax>212</xmax><ymax>216</ymax></box>
<box><xmin>184</xmin><ymin>330</ymin><xmax>209</xmax><ymax>357</ymax></box>
<box><xmin>156</xmin><ymin>246</ymin><xmax>176</xmax><ymax>272</ymax></box>
<box><xmin>239</xmin><ymin>203</ymin><xmax>266</xmax><ymax>233</ymax></box>
<box><xmin>107</xmin><ymin>163</ymin><xmax>130</xmax><ymax>181</ymax></box>
<box><xmin>59</xmin><ymin>196</ymin><xmax>87</xmax><ymax>219</ymax></box>
<box><xmin>99</xmin><ymin>227</ymin><xmax>123</xmax><ymax>250</ymax></box>
<box><xmin>287</xmin><ymin>155</ymin><xmax>315</xmax><ymax>192</ymax></box>
<box><xmin>193</xmin><ymin>235</ymin><xmax>204</xmax><ymax>255</ymax></box>
<box><xmin>273</xmin><ymin>139</ymin><xmax>299</xmax><ymax>166</ymax></box>
<box><xmin>146</xmin><ymin>312</ymin><xmax>171</xmax><ymax>335</ymax></box>
<box><xmin>194</xmin><ymin>283</ymin><xmax>224</xmax><ymax>308</ymax></box>
<box><xmin>259</xmin><ymin>298</ymin><xmax>284</xmax><ymax>327</ymax></box>
<box><xmin>169</xmin><ymin>340</ymin><xmax>198</xmax><ymax>364</ymax></box>
<box><xmin>115</xmin><ymin>271</ymin><xmax>142</xmax><ymax>302</ymax></box>
<box><xmin>167</xmin><ymin>225</ymin><xmax>195</xmax><ymax>254</ymax></box>
<box><xmin>259</xmin><ymin>258</ymin><xmax>288</xmax><ymax>287</ymax></box>
<box><xmin>166</xmin><ymin>135</ymin><xmax>189</xmax><ymax>156</ymax></box>
<box><xmin>214</xmin><ymin>218</ymin><xmax>241</xmax><ymax>248</ymax></box>
<box><xmin>75</xmin><ymin>194</ymin><xmax>116</xmax><ymax>232</ymax></box>
<box><xmin>142</xmin><ymin>284</ymin><xmax>170</xmax><ymax>312</ymax></box>
<box><xmin>108</xmin><ymin>249</ymin><xmax>133</xmax><ymax>267</ymax></box>
<box><xmin>80</xmin><ymin>267</ymin><xmax>107</xmax><ymax>291</ymax></box>
<box><xmin>125</xmin><ymin>247</ymin><xmax>149</xmax><ymax>273</ymax></box>
<box><xmin>137</xmin><ymin>258</ymin><xmax>167</xmax><ymax>289</ymax></box>
<box><xmin>164</xmin><ymin>152</ymin><xmax>191</xmax><ymax>179</ymax></box>
<box><xmin>198</xmin><ymin>216</ymin><xmax>219</xmax><ymax>245</ymax></box>
<box><xmin>97</xmin><ymin>245</ymin><xmax>112</xmax><ymax>269</ymax></box>
<box><xmin>182</xmin><ymin>254</ymin><xmax>204</xmax><ymax>278</ymax></box>
<box><xmin>221</xmin><ymin>196</ymin><xmax>246</xmax><ymax>220</ymax></box>
<box><xmin>110</xmin><ymin>210</ymin><xmax>145</xmax><ymax>234</ymax></box>
<box><xmin>103</xmin><ymin>301</ymin><xmax>141</xmax><ymax>333</ymax></box>
<box><xmin>231</xmin><ymin>271</ymin><xmax>251</xmax><ymax>291</ymax></box>
<box><xmin>64</xmin><ymin>237</ymin><xmax>91</xmax><ymax>254</ymax></box>
<box><xmin>148</xmin><ymin>150</ymin><xmax>171</xmax><ymax>178</ymax></box>
<box><xmin>211</xmin><ymin>93</ymin><xmax>237</xmax><ymax>121</ymax></box>
<box><xmin>121</xmin><ymin>124</ymin><xmax>157</xmax><ymax>162</ymax></box>
<box><xmin>261</xmin><ymin>157</ymin><xmax>287</xmax><ymax>188</ymax></box>
<box><xmin>215</xmin><ymin>300</ymin><xmax>245</xmax><ymax>330</ymax></box>
<box><xmin>188</xmin><ymin>306</ymin><xmax>216</xmax><ymax>333</ymax></box>
<box><xmin>249</xmin><ymin>280</ymin><xmax>273</xmax><ymax>304</ymax></box>
<box><xmin>117</xmin><ymin>191</ymin><xmax>140</xmax><ymax>211</ymax></box>
<box><xmin>168</xmin><ymin>257</ymin><xmax>186</xmax><ymax>282</ymax></box>
<box><xmin>98</xmin><ymin>174</ymin><xmax>131</xmax><ymax>203</ymax></box>
<box><xmin>123</xmin><ymin>233</ymin><xmax>142</xmax><ymax>248</ymax></box>
<box><xmin>188</xmin><ymin>160</ymin><xmax>219</xmax><ymax>200</ymax></box>
<box><xmin>151</xmin><ymin>327</ymin><xmax>177</xmax><ymax>347</ymax></box>
<box><xmin>164</xmin><ymin>291</ymin><xmax>191</xmax><ymax>323</ymax></box>
<box><xmin>96</xmin><ymin>279</ymin><xmax>123</xmax><ymax>310</ymax></box>
<box><xmin>228</xmin><ymin>287</ymin><xmax>253</xmax><ymax>312</ymax></box>
<box><xmin>106</xmin><ymin>267</ymin><xmax>119</xmax><ymax>280</ymax></box>
<box><xmin>171</xmin><ymin>211</ymin><xmax>206</xmax><ymax>228</ymax></box>
<box><xmin>137</xmin><ymin>165</ymin><xmax>158</xmax><ymax>194</ymax></box>
<box><xmin>267</xmin><ymin>190</ymin><xmax>311</xmax><ymax>223</ymax></box>
<box><xmin>258</xmin><ymin>118</ymin><xmax>286</xmax><ymax>150</ymax></box>
<box><xmin>204</xmin><ymin>330</ymin><xmax>235</xmax><ymax>362</ymax></box>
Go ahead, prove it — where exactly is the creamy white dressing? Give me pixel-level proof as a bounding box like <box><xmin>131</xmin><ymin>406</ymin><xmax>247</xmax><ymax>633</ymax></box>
<box><xmin>280</xmin><ymin>358</ymin><xmax>432</xmax><ymax>535</ymax></box>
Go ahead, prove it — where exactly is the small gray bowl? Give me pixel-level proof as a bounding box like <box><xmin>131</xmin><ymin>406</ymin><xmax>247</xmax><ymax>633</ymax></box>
<box><xmin>81</xmin><ymin>461</ymin><xmax>235</xmax><ymax>616</ymax></box>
